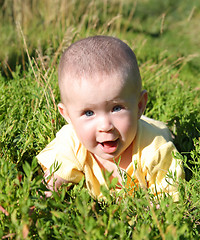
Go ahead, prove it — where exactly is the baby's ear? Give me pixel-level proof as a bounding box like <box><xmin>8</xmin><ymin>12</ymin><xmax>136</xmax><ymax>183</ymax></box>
<box><xmin>58</xmin><ymin>103</ymin><xmax>71</xmax><ymax>124</ymax></box>
<box><xmin>138</xmin><ymin>90</ymin><xmax>148</xmax><ymax>119</ymax></box>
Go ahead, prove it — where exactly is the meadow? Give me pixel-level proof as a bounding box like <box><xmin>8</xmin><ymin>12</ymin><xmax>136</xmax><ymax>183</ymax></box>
<box><xmin>0</xmin><ymin>0</ymin><xmax>200</xmax><ymax>239</ymax></box>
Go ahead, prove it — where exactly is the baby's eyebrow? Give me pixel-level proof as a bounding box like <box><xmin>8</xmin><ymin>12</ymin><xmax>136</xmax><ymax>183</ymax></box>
<box><xmin>77</xmin><ymin>98</ymin><xmax>127</xmax><ymax>112</ymax></box>
<box><xmin>111</xmin><ymin>98</ymin><xmax>126</xmax><ymax>104</ymax></box>
<box><xmin>80</xmin><ymin>103</ymin><xmax>97</xmax><ymax>109</ymax></box>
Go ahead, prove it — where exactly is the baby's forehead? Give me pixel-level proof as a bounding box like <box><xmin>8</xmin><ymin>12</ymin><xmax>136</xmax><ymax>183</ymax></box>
<box><xmin>64</xmin><ymin>67</ymin><xmax>137</xmax><ymax>87</ymax></box>
<box><xmin>62</xmin><ymin>71</ymin><xmax>139</xmax><ymax>106</ymax></box>
<box><xmin>64</xmin><ymin>68</ymin><xmax>140</xmax><ymax>98</ymax></box>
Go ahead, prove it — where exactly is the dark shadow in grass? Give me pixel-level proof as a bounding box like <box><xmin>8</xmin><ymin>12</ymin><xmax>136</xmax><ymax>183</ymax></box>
<box><xmin>1</xmin><ymin>47</ymin><xmax>47</xmax><ymax>80</ymax></box>
<box><xmin>1</xmin><ymin>49</ymin><xmax>29</xmax><ymax>79</ymax></box>
<box><xmin>168</xmin><ymin>111</ymin><xmax>200</xmax><ymax>181</ymax></box>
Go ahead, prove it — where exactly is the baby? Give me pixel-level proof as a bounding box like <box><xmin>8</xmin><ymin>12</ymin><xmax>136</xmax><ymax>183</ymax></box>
<box><xmin>37</xmin><ymin>36</ymin><xmax>185</xmax><ymax>201</ymax></box>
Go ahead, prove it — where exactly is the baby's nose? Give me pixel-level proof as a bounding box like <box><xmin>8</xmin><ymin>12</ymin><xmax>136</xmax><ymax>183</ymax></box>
<box><xmin>98</xmin><ymin>115</ymin><xmax>114</xmax><ymax>132</ymax></box>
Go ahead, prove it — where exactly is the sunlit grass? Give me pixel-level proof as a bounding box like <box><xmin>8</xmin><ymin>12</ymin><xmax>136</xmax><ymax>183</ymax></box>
<box><xmin>0</xmin><ymin>0</ymin><xmax>200</xmax><ymax>238</ymax></box>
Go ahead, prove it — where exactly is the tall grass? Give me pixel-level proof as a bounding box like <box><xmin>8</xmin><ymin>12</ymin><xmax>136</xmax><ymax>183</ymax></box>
<box><xmin>0</xmin><ymin>0</ymin><xmax>200</xmax><ymax>238</ymax></box>
<box><xmin>1</xmin><ymin>0</ymin><xmax>200</xmax><ymax>77</ymax></box>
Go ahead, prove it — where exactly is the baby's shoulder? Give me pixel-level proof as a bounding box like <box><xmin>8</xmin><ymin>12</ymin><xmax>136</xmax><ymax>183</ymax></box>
<box><xmin>139</xmin><ymin>116</ymin><xmax>173</xmax><ymax>142</ymax></box>
<box><xmin>55</xmin><ymin>124</ymin><xmax>79</xmax><ymax>145</ymax></box>
<box><xmin>56</xmin><ymin>124</ymin><xmax>74</xmax><ymax>138</ymax></box>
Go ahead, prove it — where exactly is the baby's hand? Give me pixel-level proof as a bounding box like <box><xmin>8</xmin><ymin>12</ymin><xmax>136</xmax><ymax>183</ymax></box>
<box><xmin>44</xmin><ymin>169</ymin><xmax>69</xmax><ymax>197</ymax></box>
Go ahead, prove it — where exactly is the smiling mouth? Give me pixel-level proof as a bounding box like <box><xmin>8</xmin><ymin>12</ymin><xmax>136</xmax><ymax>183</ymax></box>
<box><xmin>99</xmin><ymin>139</ymin><xmax>119</xmax><ymax>154</ymax></box>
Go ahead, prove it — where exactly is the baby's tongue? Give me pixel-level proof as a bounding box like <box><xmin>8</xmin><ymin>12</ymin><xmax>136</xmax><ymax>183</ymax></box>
<box><xmin>101</xmin><ymin>140</ymin><xmax>118</xmax><ymax>153</ymax></box>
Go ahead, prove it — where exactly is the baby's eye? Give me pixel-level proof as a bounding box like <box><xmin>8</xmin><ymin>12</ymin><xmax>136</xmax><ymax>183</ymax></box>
<box><xmin>84</xmin><ymin>110</ymin><xmax>94</xmax><ymax>117</ymax></box>
<box><xmin>112</xmin><ymin>105</ymin><xmax>123</xmax><ymax>112</ymax></box>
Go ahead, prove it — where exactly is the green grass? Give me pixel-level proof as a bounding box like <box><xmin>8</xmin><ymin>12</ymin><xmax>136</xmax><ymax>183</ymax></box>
<box><xmin>0</xmin><ymin>0</ymin><xmax>200</xmax><ymax>239</ymax></box>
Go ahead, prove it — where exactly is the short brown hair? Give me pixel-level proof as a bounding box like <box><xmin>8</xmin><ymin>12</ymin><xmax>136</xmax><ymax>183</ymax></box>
<box><xmin>58</xmin><ymin>36</ymin><xmax>141</xmax><ymax>102</ymax></box>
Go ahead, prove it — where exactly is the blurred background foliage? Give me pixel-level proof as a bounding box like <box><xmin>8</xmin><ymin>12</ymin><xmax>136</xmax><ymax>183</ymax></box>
<box><xmin>0</xmin><ymin>0</ymin><xmax>200</xmax><ymax>80</ymax></box>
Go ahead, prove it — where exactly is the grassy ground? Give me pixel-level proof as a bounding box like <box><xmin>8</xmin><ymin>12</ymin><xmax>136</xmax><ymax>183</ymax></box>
<box><xmin>0</xmin><ymin>0</ymin><xmax>200</xmax><ymax>239</ymax></box>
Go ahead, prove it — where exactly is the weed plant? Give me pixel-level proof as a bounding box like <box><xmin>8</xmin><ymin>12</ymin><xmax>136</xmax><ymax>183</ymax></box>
<box><xmin>0</xmin><ymin>0</ymin><xmax>200</xmax><ymax>239</ymax></box>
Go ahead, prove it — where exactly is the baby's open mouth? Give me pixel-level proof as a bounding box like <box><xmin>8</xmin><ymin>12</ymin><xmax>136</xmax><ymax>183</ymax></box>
<box><xmin>99</xmin><ymin>139</ymin><xmax>119</xmax><ymax>153</ymax></box>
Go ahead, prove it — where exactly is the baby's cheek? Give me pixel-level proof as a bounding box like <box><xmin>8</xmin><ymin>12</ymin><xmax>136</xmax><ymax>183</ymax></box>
<box><xmin>123</xmin><ymin>120</ymin><xmax>137</xmax><ymax>140</ymax></box>
<box><xmin>78</xmin><ymin>128</ymin><xmax>95</xmax><ymax>147</ymax></box>
<box><xmin>120</xmin><ymin>117</ymin><xmax>133</xmax><ymax>132</ymax></box>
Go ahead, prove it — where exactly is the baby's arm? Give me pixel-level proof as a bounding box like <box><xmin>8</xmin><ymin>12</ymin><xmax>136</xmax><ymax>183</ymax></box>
<box><xmin>147</xmin><ymin>141</ymin><xmax>185</xmax><ymax>201</ymax></box>
<box><xmin>44</xmin><ymin>169</ymin><xmax>69</xmax><ymax>197</ymax></box>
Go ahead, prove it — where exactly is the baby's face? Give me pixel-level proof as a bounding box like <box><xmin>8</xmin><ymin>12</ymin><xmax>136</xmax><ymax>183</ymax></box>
<box><xmin>59</xmin><ymin>72</ymin><xmax>146</xmax><ymax>162</ymax></box>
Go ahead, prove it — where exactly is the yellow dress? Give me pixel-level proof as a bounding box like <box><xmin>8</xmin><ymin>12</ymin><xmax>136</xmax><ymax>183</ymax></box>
<box><xmin>37</xmin><ymin>117</ymin><xmax>185</xmax><ymax>201</ymax></box>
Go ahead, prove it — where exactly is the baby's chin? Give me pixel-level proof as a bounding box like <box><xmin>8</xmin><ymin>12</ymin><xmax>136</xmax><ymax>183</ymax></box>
<box><xmin>92</xmin><ymin>150</ymin><xmax>122</xmax><ymax>162</ymax></box>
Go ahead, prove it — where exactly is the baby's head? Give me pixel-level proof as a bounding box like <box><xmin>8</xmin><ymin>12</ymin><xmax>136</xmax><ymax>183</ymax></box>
<box><xmin>58</xmin><ymin>35</ymin><xmax>142</xmax><ymax>103</ymax></box>
<box><xmin>58</xmin><ymin>36</ymin><xmax>147</xmax><ymax>161</ymax></box>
